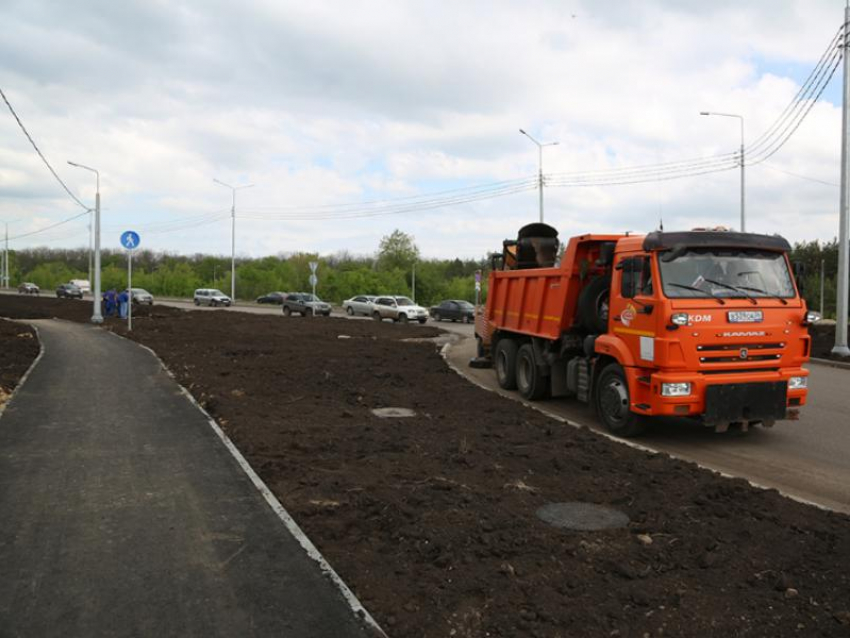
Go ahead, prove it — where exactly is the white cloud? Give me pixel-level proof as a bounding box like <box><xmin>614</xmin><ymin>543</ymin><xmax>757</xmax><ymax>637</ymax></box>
<box><xmin>0</xmin><ymin>0</ymin><xmax>846</xmax><ymax>260</ymax></box>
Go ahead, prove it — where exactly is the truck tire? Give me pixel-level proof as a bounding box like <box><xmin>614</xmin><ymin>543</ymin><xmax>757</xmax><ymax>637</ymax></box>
<box><xmin>494</xmin><ymin>338</ymin><xmax>519</xmax><ymax>390</ymax></box>
<box><xmin>595</xmin><ymin>363</ymin><xmax>645</xmax><ymax>437</ymax></box>
<box><xmin>578</xmin><ymin>275</ymin><xmax>611</xmax><ymax>334</ymax></box>
<box><xmin>516</xmin><ymin>343</ymin><xmax>547</xmax><ymax>400</ymax></box>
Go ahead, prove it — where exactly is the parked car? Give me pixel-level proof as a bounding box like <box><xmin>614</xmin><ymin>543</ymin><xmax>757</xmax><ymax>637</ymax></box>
<box><xmin>256</xmin><ymin>291</ymin><xmax>286</xmax><ymax>304</ymax></box>
<box><xmin>430</xmin><ymin>299</ymin><xmax>475</xmax><ymax>323</ymax></box>
<box><xmin>342</xmin><ymin>295</ymin><xmax>377</xmax><ymax>316</ymax></box>
<box><xmin>70</xmin><ymin>279</ymin><xmax>91</xmax><ymax>295</ymax></box>
<box><xmin>372</xmin><ymin>296</ymin><xmax>428</xmax><ymax>324</ymax></box>
<box><xmin>18</xmin><ymin>282</ymin><xmax>40</xmax><ymax>295</ymax></box>
<box><xmin>130</xmin><ymin>288</ymin><xmax>154</xmax><ymax>305</ymax></box>
<box><xmin>282</xmin><ymin>293</ymin><xmax>332</xmax><ymax>317</ymax></box>
<box><xmin>193</xmin><ymin>288</ymin><xmax>232</xmax><ymax>307</ymax></box>
<box><xmin>56</xmin><ymin>283</ymin><xmax>83</xmax><ymax>299</ymax></box>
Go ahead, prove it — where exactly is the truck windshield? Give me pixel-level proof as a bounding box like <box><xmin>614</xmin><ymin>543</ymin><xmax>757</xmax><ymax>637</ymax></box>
<box><xmin>658</xmin><ymin>248</ymin><xmax>795</xmax><ymax>299</ymax></box>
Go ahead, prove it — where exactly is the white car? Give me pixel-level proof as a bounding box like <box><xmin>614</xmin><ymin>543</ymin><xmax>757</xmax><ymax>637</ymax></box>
<box><xmin>193</xmin><ymin>288</ymin><xmax>232</xmax><ymax>307</ymax></box>
<box><xmin>342</xmin><ymin>295</ymin><xmax>377</xmax><ymax>316</ymax></box>
<box><xmin>372</xmin><ymin>296</ymin><xmax>428</xmax><ymax>324</ymax></box>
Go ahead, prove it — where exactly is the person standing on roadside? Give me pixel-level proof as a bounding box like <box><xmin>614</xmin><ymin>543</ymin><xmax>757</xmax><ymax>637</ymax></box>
<box><xmin>118</xmin><ymin>289</ymin><xmax>129</xmax><ymax>319</ymax></box>
<box><xmin>104</xmin><ymin>289</ymin><xmax>117</xmax><ymax>317</ymax></box>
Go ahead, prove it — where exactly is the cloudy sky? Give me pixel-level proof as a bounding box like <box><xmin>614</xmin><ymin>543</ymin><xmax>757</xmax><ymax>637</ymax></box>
<box><xmin>0</xmin><ymin>0</ymin><xmax>846</xmax><ymax>259</ymax></box>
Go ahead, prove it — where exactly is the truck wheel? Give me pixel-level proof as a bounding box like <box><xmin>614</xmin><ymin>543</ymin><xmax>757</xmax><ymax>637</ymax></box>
<box><xmin>516</xmin><ymin>343</ymin><xmax>547</xmax><ymax>400</ymax></box>
<box><xmin>578</xmin><ymin>275</ymin><xmax>611</xmax><ymax>334</ymax></box>
<box><xmin>283</xmin><ymin>306</ymin><xmax>291</xmax><ymax>317</ymax></box>
<box><xmin>494</xmin><ymin>338</ymin><xmax>519</xmax><ymax>390</ymax></box>
<box><xmin>596</xmin><ymin>364</ymin><xmax>645</xmax><ymax>437</ymax></box>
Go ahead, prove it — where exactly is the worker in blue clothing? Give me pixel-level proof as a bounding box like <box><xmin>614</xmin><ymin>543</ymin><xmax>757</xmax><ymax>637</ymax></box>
<box><xmin>104</xmin><ymin>289</ymin><xmax>117</xmax><ymax>317</ymax></box>
<box><xmin>118</xmin><ymin>289</ymin><xmax>130</xmax><ymax>319</ymax></box>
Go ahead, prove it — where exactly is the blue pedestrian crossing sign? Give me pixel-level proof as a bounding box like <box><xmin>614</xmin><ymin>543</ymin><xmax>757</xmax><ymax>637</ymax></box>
<box><xmin>120</xmin><ymin>230</ymin><xmax>140</xmax><ymax>251</ymax></box>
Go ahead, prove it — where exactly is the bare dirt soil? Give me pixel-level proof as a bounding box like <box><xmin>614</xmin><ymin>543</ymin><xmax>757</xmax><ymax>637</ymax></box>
<box><xmin>0</xmin><ymin>317</ymin><xmax>39</xmax><ymax>409</ymax></box>
<box><xmin>2</xmin><ymin>295</ymin><xmax>850</xmax><ymax>638</ymax></box>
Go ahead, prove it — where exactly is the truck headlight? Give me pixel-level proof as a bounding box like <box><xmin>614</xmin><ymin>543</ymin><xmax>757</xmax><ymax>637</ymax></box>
<box><xmin>804</xmin><ymin>311</ymin><xmax>821</xmax><ymax>325</ymax></box>
<box><xmin>788</xmin><ymin>376</ymin><xmax>808</xmax><ymax>390</ymax></box>
<box><xmin>661</xmin><ymin>382</ymin><xmax>691</xmax><ymax>397</ymax></box>
<box><xmin>670</xmin><ymin>313</ymin><xmax>689</xmax><ymax>326</ymax></box>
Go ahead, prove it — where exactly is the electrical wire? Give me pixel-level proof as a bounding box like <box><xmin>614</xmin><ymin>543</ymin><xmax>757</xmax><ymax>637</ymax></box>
<box><xmin>757</xmin><ymin>162</ymin><xmax>840</xmax><ymax>187</ymax></box>
<box><xmin>6</xmin><ymin>209</ymin><xmax>92</xmax><ymax>241</ymax></box>
<box><xmin>0</xmin><ymin>86</ymin><xmax>89</xmax><ymax>210</ymax></box>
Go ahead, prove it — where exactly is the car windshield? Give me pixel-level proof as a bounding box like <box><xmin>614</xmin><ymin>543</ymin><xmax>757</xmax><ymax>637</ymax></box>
<box><xmin>302</xmin><ymin>294</ymin><xmax>321</xmax><ymax>302</ymax></box>
<box><xmin>211</xmin><ymin>289</ymin><xmax>226</xmax><ymax>296</ymax></box>
<box><xmin>396</xmin><ymin>297</ymin><xmax>415</xmax><ymax>306</ymax></box>
<box><xmin>132</xmin><ymin>288</ymin><xmax>149</xmax><ymax>294</ymax></box>
<box><xmin>457</xmin><ymin>301</ymin><xmax>474</xmax><ymax>308</ymax></box>
<box><xmin>659</xmin><ymin>248</ymin><xmax>795</xmax><ymax>299</ymax></box>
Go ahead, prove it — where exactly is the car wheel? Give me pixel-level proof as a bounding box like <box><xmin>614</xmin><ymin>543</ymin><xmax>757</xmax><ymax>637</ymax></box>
<box><xmin>346</xmin><ymin>306</ymin><xmax>354</xmax><ymax>316</ymax></box>
<box><xmin>418</xmin><ymin>318</ymin><xmax>427</xmax><ymax>324</ymax></box>
<box><xmin>283</xmin><ymin>306</ymin><xmax>292</xmax><ymax>317</ymax></box>
<box><xmin>494</xmin><ymin>338</ymin><xmax>519</xmax><ymax>390</ymax></box>
<box><xmin>516</xmin><ymin>343</ymin><xmax>548</xmax><ymax>400</ymax></box>
<box><xmin>399</xmin><ymin>314</ymin><xmax>409</xmax><ymax>324</ymax></box>
<box><xmin>596</xmin><ymin>363</ymin><xmax>645</xmax><ymax>437</ymax></box>
<box><xmin>433</xmin><ymin>312</ymin><xmax>441</xmax><ymax>322</ymax></box>
<box><xmin>323</xmin><ymin>312</ymin><xmax>330</xmax><ymax>317</ymax></box>
<box><xmin>373</xmin><ymin>312</ymin><xmax>382</xmax><ymax>322</ymax></box>
<box><xmin>464</xmin><ymin>315</ymin><xmax>472</xmax><ymax>324</ymax></box>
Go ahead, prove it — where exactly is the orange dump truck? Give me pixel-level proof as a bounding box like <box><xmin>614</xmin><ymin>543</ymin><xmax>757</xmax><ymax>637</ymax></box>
<box><xmin>473</xmin><ymin>223</ymin><xmax>816</xmax><ymax>436</ymax></box>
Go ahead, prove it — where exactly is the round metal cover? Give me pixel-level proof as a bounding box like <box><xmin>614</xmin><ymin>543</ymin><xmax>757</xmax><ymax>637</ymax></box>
<box><xmin>371</xmin><ymin>407</ymin><xmax>416</xmax><ymax>418</ymax></box>
<box><xmin>536</xmin><ymin>502</ymin><xmax>629</xmax><ymax>531</ymax></box>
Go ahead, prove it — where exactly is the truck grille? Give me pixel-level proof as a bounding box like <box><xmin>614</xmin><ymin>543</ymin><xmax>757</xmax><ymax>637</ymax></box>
<box><xmin>696</xmin><ymin>342</ymin><xmax>785</xmax><ymax>366</ymax></box>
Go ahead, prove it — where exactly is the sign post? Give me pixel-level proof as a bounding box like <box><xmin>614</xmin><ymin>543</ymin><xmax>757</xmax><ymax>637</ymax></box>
<box><xmin>309</xmin><ymin>261</ymin><xmax>318</xmax><ymax>317</ymax></box>
<box><xmin>120</xmin><ymin>231</ymin><xmax>140</xmax><ymax>331</ymax></box>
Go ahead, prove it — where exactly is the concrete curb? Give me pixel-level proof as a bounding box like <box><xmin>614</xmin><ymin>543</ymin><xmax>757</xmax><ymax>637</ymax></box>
<box><xmin>0</xmin><ymin>322</ymin><xmax>44</xmax><ymax>420</ymax></box>
<box><xmin>440</xmin><ymin>339</ymin><xmax>839</xmax><ymax>515</ymax></box>
<box><xmin>103</xmin><ymin>329</ymin><xmax>387</xmax><ymax>638</ymax></box>
<box><xmin>808</xmin><ymin>356</ymin><xmax>850</xmax><ymax>371</ymax></box>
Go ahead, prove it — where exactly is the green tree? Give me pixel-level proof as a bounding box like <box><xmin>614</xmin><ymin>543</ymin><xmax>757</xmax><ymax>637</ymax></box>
<box><xmin>377</xmin><ymin>230</ymin><xmax>419</xmax><ymax>272</ymax></box>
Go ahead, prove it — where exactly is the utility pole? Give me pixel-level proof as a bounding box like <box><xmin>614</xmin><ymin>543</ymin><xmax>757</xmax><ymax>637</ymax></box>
<box><xmin>834</xmin><ymin>2</ymin><xmax>850</xmax><ymax>356</ymax></box>
<box><xmin>519</xmin><ymin>129</ymin><xmax>558</xmax><ymax>223</ymax></box>
<box><xmin>700</xmin><ymin>111</ymin><xmax>745</xmax><ymax>231</ymax></box>
<box><xmin>213</xmin><ymin>179</ymin><xmax>253</xmax><ymax>303</ymax></box>
<box><xmin>3</xmin><ymin>221</ymin><xmax>8</xmax><ymax>289</ymax></box>
<box><xmin>821</xmin><ymin>258</ymin><xmax>826</xmax><ymax>318</ymax></box>
<box><xmin>68</xmin><ymin>161</ymin><xmax>102</xmax><ymax>324</ymax></box>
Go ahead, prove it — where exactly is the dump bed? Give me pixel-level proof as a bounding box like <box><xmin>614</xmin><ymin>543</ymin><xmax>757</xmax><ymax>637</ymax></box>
<box><xmin>479</xmin><ymin>234</ymin><xmax>624</xmax><ymax>342</ymax></box>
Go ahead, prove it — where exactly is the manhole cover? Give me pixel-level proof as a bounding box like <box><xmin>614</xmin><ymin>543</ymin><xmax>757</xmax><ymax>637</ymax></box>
<box><xmin>371</xmin><ymin>407</ymin><xmax>416</xmax><ymax>418</ymax></box>
<box><xmin>536</xmin><ymin>502</ymin><xmax>629</xmax><ymax>531</ymax></box>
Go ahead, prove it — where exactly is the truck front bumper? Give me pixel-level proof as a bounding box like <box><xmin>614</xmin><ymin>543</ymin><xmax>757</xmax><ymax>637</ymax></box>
<box><xmin>633</xmin><ymin>368</ymin><xmax>809</xmax><ymax>422</ymax></box>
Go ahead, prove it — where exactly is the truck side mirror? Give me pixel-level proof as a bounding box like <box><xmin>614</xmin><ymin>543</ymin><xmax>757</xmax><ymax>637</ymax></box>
<box><xmin>618</xmin><ymin>257</ymin><xmax>638</xmax><ymax>299</ymax></box>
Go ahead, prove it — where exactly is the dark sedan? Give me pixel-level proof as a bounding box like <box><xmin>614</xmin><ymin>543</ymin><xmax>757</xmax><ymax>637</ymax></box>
<box><xmin>56</xmin><ymin>283</ymin><xmax>83</xmax><ymax>299</ymax></box>
<box><xmin>429</xmin><ymin>299</ymin><xmax>475</xmax><ymax>323</ymax></box>
<box><xmin>256</xmin><ymin>291</ymin><xmax>286</xmax><ymax>304</ymax></box>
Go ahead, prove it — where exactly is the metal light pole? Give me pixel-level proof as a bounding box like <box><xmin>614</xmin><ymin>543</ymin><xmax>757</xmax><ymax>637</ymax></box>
<box><xmin>834</xmin><ymin>1</ymin><xmax>850</xmax><ymax>356</ymax></box>
<box><xmin>3</xmin><ymin>221</ymin><xmax>8</xmax><ymax>289</ymax></box>
<box><xmin>68</xmin><ymin>161</ymin><xmax>102</xmax><ymax>324</ymax></box>
<box><xmin>213</xmin><ymin>179</ymin><xmax>253</xmax><ymax>303</ymax></box>
<box><xmin>519</xmin><ymin>129</ymin><xmax>558</xmax><ymax>223</ymax></box>
<box><xmin>700</xmin><ymin>111</ymin><xmax>745</xmax><ymax>232</ymax></box>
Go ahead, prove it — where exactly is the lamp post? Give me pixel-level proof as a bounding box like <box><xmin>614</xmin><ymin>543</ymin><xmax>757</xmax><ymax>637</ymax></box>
<box><xmin>700</xmin><ymin>111</ymin><xmax>745</xmax><ymax>232</ymax></box>
<box><xmin>213</xmin><ymin>179</ymin><xmax>253</xmax><ymax>304</ymax></box>
<box><xmin>833</xmin><ymin>0</ymin><xmax>850</xmax><ymax>357</ymax></box>
<box><xmin>519</xmin><ymin>129</ymin><xmax>558</xmax><ymax>223</ymax></box>
<box><xmin>68</xmin><ymin>161</ymin><xmax>102</xmax><ymax>324</ymax></box>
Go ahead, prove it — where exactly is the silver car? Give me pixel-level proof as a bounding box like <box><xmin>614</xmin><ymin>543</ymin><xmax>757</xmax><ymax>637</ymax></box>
<box><xmin>130</xmin><ymin>288</ymin><xmax>154</xmax><ymax>305</ymax></box>
<box><xmin>342</xmin><ymin>295</ymin><xmax>377</xmax><ymax>316</ymax></box>
<box><xmin>372</xmin><ymin>296</ymin><xmax>429</xmax><ymax>324</ymax></box>
<box><xmin>193</xmin><ymin>288</ymin><xmax>232</xmax><ymax>307</ymax></box>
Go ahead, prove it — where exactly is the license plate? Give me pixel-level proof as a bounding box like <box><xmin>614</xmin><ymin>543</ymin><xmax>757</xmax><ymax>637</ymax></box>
<box><xmin>728</xmin><ymin>310</ymin><xmax>763</xmax><ymax>323</ymax></box>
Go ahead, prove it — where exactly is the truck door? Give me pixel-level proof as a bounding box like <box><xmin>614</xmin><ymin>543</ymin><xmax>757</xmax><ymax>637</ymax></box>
<box><xmin>610</xmin><ymin>254</ymin><xmax>657</xmax><ymax>366</ymax></box>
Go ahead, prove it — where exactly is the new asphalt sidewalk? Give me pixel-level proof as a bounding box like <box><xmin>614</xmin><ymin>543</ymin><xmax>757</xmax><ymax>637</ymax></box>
<box><xmin>0</xmin><ymin>320</ymin><xmax>376</xmax><ymax>637</ymax></box>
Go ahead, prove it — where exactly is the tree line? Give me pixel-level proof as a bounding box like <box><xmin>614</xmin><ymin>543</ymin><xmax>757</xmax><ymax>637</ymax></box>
<box><xmin>3</xmin><ymin>229</ymin><xmax>845</xmax><ymax>316</ymax></box>
<box><xmin>3</xmin><ymin>230</ymin><xmax>486</xmax><ymax>306</ymax></box>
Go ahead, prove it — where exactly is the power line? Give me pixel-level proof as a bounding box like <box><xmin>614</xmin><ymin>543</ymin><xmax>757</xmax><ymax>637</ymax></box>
<box><xmin>7</xmin><ymin>209</ymin><xmax>92</xmax><ymax>241</ymax></box>
<box><xmin>0</xmin><ymin>86</ymin><xmax>89</xmax><ymax>210</ymax></box>
<box><xmin>758</xmin><ymin>162</ymin><xmax>840</xmax><ymax>187</ymax></box>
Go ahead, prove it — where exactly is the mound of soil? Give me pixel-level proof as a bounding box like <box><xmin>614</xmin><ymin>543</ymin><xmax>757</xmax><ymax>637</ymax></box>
<box><xmin>3</xmin><ymin>295</ymin><xmax>850</xmax><ymax>637</ymax></box>
<box><xmin>0</xmin><ymin>318</ymin><xmax>39</xmax><ymax>406</ymax></box>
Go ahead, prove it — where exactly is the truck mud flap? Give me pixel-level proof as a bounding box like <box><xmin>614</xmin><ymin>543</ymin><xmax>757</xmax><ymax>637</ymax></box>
<box><xmin>704</xmin><ymin>381</ymin><xmax>787</xmax><ymax>425</ymax></box>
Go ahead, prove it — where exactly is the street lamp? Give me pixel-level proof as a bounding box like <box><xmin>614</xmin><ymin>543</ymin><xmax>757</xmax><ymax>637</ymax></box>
<box><xmin>519</xmin><ymin>128</ymin><xmax>558</xmax><ymax>223</ymax></box>
<box><xmin>700</xmin><ymin>111</ymin><xmax>745</xmax><ymax>232</ymax></box>
<box><xmin>68</xmin><ymin>161</ymin><xmax>102</xmax><ymax>324</ymax></box>
<box><xmin>213</xmin><ymin>178</ymin><xmax>253</xmax><ymax>303</ymax></box>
